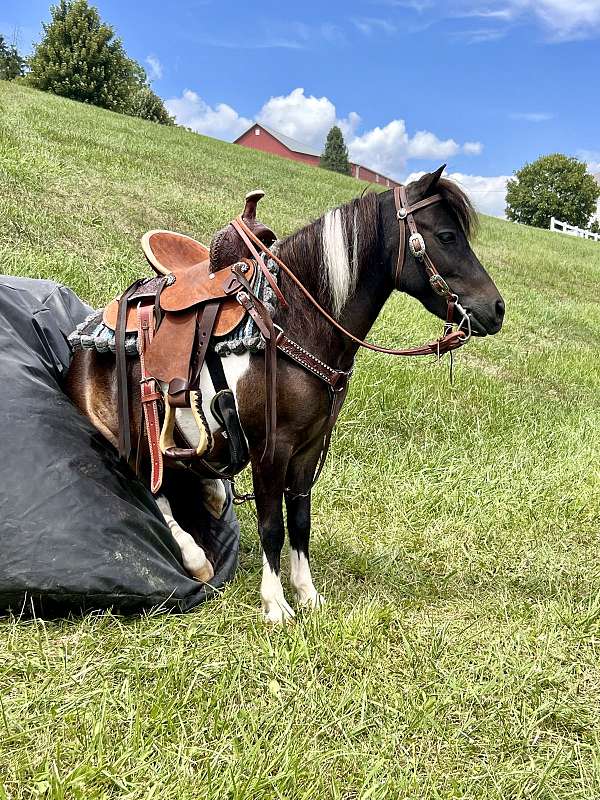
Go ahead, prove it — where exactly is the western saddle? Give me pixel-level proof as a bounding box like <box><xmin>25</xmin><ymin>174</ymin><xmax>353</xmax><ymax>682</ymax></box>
<box><xmin>101</xmin><ymin>189</ymin><xmax>288</xmax><ymax>494</ymax></box>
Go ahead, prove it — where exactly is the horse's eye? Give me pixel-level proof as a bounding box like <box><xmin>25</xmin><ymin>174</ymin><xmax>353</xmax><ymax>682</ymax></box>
<box><xmin>437</xmin><ymin>231</ymin><xmax>456</xmax><ymax>245</ymax></box>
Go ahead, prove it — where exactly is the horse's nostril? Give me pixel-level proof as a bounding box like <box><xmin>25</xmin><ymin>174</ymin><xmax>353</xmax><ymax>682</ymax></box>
<box><xmin>495</xmin><ymin>299</ymin><xmax>505</xmax><ymax>319</ymax></box>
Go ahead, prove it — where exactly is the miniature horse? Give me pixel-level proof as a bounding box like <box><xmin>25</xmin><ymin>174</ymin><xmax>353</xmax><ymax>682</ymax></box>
<box><xmin>66</xmin><ymin>168</ymin><xmax>505</xmax><ymax>622</ymax></box>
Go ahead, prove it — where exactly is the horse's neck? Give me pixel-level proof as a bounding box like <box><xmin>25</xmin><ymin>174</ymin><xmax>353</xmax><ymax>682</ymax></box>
<box><xmin>275</xmin><ymin>253</ymin><xmax>392</xmax><ymax>372</ymax></box>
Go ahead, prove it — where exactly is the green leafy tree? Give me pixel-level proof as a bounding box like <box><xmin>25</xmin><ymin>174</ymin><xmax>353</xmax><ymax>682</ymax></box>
<box><xmin>590</xmin><ymin>219</ymin><xmax>600</xmax><ymax>235</ymax></box>
<box><xmin>27</xmin><ymin>0</ymin><xmax>133</xmax><ymax>111</ymax></box>
<box><xmin>127</xmin><ymin>84</ymin><xmax>174</xmax><ymax>125</ymax></box>
<box><xmin>506</xmin><ymin>154</ymin><xmax>599</xmax><ymax>229</ymax></box>
<box><xmin>0</xmin><ymin>34</ymin><xmax>26</xmax><ymax>80</ymax></box>
<box><xmin>320</xmin><ymin>126</ymin><xmax>351</xmax><ymax>175</ymax></box>
<box><xmin>27</xmin><ymin>0</ymin><xmax>172</xmax><ymax>124</ymax></box>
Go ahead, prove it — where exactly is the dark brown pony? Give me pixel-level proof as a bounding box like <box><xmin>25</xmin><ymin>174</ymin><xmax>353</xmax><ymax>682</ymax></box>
<box><xmin>66</xmin><ymin>169</ymin><xmax>505</xmax><ymax>622</ymax></box>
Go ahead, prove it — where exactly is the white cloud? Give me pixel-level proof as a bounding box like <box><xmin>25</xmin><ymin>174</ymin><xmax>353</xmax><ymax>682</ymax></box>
<box><xmin>405</xmin><ymin>170</ymin><xmax>510</xmax><ymax>218</ymax></box>
<box><xmin>579</xmin><ymin>151</ymin><xmax>600</xmax><ymax>173</ymax></box>
<box><xmin>448</xmin><ymin>172</ymin><xmax>510</xmax><ymax>217</ymax></box>
<box><xmin>406</xmin><ymin>1</ymin><xmax>600</xmax><ymax>41</ymax></box>
<box><xmin>531</xmin><ymin>0</ymin><xmax>600</xmax><ymax>40</ymax></box>
<box><xmin>145</xmin><ymin>55</ymin><xmax>163</xmax><ymax>81</ymax></box>
<box><xmin>352</xmin><ymin>17</ymin><xmax>397</xmax><ymax>35</ymax></box>
<box><xmin>197</xmin><ymin>21</ymin><xmax>346</xmax><ymax>50</ymax></box>
<box><xmin>348</xmin><ymin>121</ymin><xmax>482</xmax><ymax>177</ymax></box>
<box><xmin>165</xmin><ymin>90</ymin><xmax>252</xmax><ymax>140</ymax></box>
<box><xmin>256</xmin><ymin>87</ymin><xmax>360</xmax><ymax>147</ymax></box>
<box><xmin>510</xmin><ymin>111</ymin><xmax>554</xmax><ymax>122</ymax></box>
<box><xmin>464</xmin><ymin>141</ymin><xmax>484</xmax><ymax>155</ymax></box>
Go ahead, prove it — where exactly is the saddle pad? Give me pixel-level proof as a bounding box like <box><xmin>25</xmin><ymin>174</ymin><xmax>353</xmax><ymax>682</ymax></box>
<box><xmin>70</xmin><ymin>310</ymin><xmax>139</xmax><ymax>355</ymax></box>
<box><xmin>71</xmin><ymin>256</ymin><xmax>280</xmax><ymax>359</ymax></box>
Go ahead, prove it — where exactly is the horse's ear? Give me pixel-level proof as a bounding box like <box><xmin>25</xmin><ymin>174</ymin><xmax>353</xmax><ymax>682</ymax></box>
<box><xmin>416</xmin><ymin>165</ymin><xmax>446</xmax><ymax>196</ymax></box>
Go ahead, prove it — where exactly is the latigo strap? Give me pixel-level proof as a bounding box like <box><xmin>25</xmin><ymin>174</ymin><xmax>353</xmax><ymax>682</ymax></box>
<box><xmin>136</xmin><ymin>301</ymin><xmax>163</xmax><ymax>493</ymax></box>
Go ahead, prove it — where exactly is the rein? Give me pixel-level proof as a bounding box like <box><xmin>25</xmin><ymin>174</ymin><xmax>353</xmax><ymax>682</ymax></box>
<box><xmin>231</xmin><ymin>186</ymin><xmax>471</xmax><ymax>359</ymax></box>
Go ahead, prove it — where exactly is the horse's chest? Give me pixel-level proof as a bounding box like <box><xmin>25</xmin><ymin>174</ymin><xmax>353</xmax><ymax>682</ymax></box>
<box><xmin>173</xmin><ymin>352</ymin><xmax>250</xmax><ymax>446</ymax></box>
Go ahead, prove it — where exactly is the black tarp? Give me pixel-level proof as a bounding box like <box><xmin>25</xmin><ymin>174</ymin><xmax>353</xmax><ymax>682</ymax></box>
<box><xmin>0</xmin><ymin>276</ymin><xmax>239</xmax><ymax>615</ymax></box>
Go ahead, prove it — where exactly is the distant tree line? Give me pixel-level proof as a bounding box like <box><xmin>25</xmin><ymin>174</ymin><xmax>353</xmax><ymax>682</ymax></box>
<box><xmin>0</xmin><ymin>35</ymin><xmax>26</xmax><ymax>80</ymax></box>
<box><xmin>0</xmin><ymin>0</ymin><xmax>173</xmax><ymax>125</ymax></box>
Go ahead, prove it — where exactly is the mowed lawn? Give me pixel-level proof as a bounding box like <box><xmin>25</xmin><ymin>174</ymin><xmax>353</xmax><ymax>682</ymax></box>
<box><xmin>2</xmin><ymin>83</ymin><xmax>600</xmax><ymax>800</ymax></box>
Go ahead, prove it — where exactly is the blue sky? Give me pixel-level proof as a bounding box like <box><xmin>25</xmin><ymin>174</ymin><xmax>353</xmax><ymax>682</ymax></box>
<box><xmin>4</xmin><ymin>0</ymin><xmax>600</xmax><ymax>216</ymax></box>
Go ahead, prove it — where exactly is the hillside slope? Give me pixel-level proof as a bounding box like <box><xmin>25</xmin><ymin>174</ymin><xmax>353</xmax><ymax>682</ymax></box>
<box><xmin>2</xmin><ymin>83</ymin><xmax>600</xmax><ymax>799</ymax></box>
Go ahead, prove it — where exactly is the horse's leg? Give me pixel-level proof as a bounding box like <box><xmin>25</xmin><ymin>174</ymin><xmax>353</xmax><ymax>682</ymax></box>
<box><xmin>252</xmin><ymin>451</ymin><xmax>295</xmax><ymax>624</ymax></box>
<box><xmin>285</xmin><ymin>452</ymin><xmax>325</xmax><ymax>609</ymax></box>
<box><xmin>156</xmin><ymin>494</ymin><xmax>215</xmax><ymax>583</ymax></box>
<box><xmin>198</xmin><ymin>478</ymin><xmax>227</xmax><ymax>519</ymax></box>
<box><xmin>285</xmin><ymin>491</ymin><xmax>324</xmax><ymax>609</ymax></box>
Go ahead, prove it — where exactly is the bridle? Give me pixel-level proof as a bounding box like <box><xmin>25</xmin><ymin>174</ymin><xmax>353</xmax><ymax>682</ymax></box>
<box><xmin>393</xmin><ymin>185</ymin><xmax>472</xmax><ymax>348</ymax></box>
<box><xmin>232</xmin><ymin>183</ymin><xmax>472</xmax><ymax>359</ymax></box>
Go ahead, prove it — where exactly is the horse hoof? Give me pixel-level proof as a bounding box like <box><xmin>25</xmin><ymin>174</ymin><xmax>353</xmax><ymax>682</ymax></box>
<box><xmin>263</xmin><ymin>601</ymin><xmax>295</xmax><ymax>625</ymax></box>
<box><xmin>298</xmin><ymin>590</ymin><xmax>326</xmax><ymax>610</ymax></box>
<box><xmin>187</xmin><ymin>552</ymin><xmax>214</xmax><ymax>583</ymax></box>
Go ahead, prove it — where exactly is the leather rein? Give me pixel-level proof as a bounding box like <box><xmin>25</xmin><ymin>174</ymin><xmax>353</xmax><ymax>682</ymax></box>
<box><xmin>231</xmin><ymin>184</ymin><xmax>471</xmax><ymax>360</ymax></box>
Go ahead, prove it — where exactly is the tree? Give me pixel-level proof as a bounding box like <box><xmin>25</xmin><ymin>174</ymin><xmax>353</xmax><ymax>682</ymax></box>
<box><xmin>127</xmin><ymin>84</ymin><xmax>174</xmax><ymax>125</ymax></box>
<box><xmin>590</xmin><ymin>219</ymin><xmax>600</xmax><ymax>235</ymax></box>
<box><xmin>506</xmin><ymin>154</ymin><xmax>599</xmax><ymax>230</ymax></box>
<box><xmin>27</xmin><ymin>0</ymin><xmax>133</xmax><ymax>111</ymax></box>
<box><xmin>0</xmin><ymin>34</ymin><xmax>26</xmax><ymax>80</ymax></box>
<box><xmin>320</xmin><ymin>126</ymin><xmax>351</xmax><ymax>175</ymax></box>
<box><xmin>27</xmin><ymin>0</ymin><xmax>172</xmax><ymax>124</ymax></box>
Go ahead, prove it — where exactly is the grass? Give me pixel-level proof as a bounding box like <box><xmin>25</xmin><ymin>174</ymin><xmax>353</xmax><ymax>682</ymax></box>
<box><xmin>2</xmin><ymin>82</ymin><xmax>600</xmax><ymax>799</ymax></box>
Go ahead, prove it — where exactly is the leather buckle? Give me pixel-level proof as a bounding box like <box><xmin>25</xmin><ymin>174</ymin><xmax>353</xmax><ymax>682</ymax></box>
<box><xmin>396</xmin><ymin>207</ymin><xmax>408</xmax><ymax>220</ymax></box>
<box><xmin>409</xmin><ymin>233</ymin><xmax>426</xmax><ymax>258</ymax></box>
<box><xmin>429</xmin><ymin>273</ymin><xmax>451</xmax><ymax>297</ymax></box>
<box><xmin>330</xmin><ymin>372</ymin><xmax>348</xmax><ymax>392</ymax></box>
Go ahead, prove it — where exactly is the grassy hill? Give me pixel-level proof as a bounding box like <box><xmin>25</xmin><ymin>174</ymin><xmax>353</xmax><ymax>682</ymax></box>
<box><xmin>2</xmin><ymin>82</ymin><xmax>600</xmax><ymax>799</ymax></box>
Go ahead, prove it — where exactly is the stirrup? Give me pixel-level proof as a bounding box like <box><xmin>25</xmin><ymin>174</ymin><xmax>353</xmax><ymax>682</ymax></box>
<box><xmin>159</xmin><ymin>390</ymin><xmax>210</xmax><ymax>458</ymax></box>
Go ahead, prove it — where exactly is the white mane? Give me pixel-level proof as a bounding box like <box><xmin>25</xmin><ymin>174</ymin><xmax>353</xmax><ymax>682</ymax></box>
<box><xmin>322</xmin><ymin>208</ymin><xmax>358</xmax><ymax>318</ymax></box>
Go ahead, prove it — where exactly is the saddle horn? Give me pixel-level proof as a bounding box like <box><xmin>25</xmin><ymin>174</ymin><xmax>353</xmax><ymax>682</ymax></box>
<box><xmin>209</xmin><ymin>189</ymin><xmax>277</xmax><ymax>272</ymax></box>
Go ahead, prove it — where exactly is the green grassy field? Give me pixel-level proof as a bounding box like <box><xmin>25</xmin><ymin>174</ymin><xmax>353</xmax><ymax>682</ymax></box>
<box><xmin>2</xmin><ymin>82</ymin><xmax>600</xmax><ymax>800</ymax></box>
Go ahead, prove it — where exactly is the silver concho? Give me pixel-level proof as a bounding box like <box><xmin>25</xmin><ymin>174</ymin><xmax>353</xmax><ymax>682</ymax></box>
<box><xmin>409</xmin><ymin>232</ymin><xmax>426</xmax><ymax>258</ymax></box>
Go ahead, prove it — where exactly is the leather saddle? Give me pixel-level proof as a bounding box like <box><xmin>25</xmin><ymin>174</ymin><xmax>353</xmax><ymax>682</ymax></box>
<box><xmin>100</xmin><ymin>189</ymin><xmax>277</xmax><ymax>483</ymax></box>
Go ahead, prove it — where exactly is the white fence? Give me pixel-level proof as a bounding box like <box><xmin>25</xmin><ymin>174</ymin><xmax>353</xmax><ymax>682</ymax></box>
<box><xmin>550</xmin><ymin>216</ymin><xmax>600</xmax><ymax>242</ymax></box>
